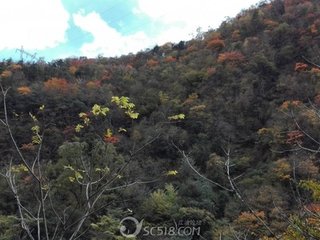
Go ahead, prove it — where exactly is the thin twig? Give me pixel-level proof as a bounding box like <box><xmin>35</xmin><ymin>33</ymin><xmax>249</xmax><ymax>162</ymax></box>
<box><xmin>222</xmin><ymin>147</ymin><xmax>279</xmax><ymax>239</ymax></box>
<box><xmin>302</xmin><ymin>55</ymin><xmax>320</xmax><ymax>68</ymax></box>
<box><xmin>172</xmin><ymin>141</ymin><xmax>233</xmax><ymax>192</ymax></box>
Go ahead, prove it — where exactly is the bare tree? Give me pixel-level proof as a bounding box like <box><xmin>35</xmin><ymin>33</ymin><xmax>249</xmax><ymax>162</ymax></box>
<box><xmin>172</xmin><ymin>141</ymin><xmax>279</xmax><ymax>239</ymax></box>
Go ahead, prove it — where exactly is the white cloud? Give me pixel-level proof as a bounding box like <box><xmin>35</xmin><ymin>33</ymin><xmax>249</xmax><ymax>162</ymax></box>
<box><xmin>73</xmin><ymin>11</ymin><xmax>152</xmax><ymax>57</ymax></box>
<box><xmin>135</xmin><ymin>0</ymin><xmax>260</xmax><ymax>44</ymax></box>
<box><xmin>0</xmin><ymin>0</ymin><xmax>69</xmax><ymax>51</ymax></box>
<box><xmin>72</xmin><ymin>0</ymin><xmax>261</xmax><ymax>58</ymax></box>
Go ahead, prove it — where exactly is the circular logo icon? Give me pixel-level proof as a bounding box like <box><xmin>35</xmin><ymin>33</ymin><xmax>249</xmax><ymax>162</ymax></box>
<box><xmin>119</xmin><ymin>217</ymin><xmax>143</xmax><ymax>238</ymax></box>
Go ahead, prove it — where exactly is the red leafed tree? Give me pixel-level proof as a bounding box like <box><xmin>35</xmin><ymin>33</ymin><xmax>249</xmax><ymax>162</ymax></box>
<box><xmin>294</xmin><ymin>62</ymin><xmax>308</xmax><ymax>71</ymax></box>
<box><xmin>217</xmin><ymin>51</ymin><xmax>245</xmax><ymax>64</ymax></box>
<box><xmin>104</xmin><ymin>135</ymin><xmax>120</xmax><ymax>144</ymax></box>
<box><xmin>286</xmin><ymin>130</ymin><xmax>304</xmax><ymax>144</ymax></box>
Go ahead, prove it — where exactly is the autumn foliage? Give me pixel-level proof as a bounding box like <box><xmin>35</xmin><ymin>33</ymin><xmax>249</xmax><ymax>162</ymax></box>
<box><xmin>207</xmin><ymin>38</ymin><xmax>225</xmax><ymax>50</ymax></box>
<box><xmin>279</xmin><ymin>100</ymin><xmax>302</xmax><ymax>110</ymax></box>
<box><xmin>17</xmin><ymin>86</ymin><xmax>32</xmax><ymax>95</ymax></box>
<box><xmin>69</xmin><ymin>66</ymin><xmax>78</xmax><ymax>75</ymax></box>
<box><xmin>44</xmin><ymin>77</ymin><xmax>69</xmax><ymax>92</ymax></box>
<box><xmin>2</xmin><ymin>0</ymin><xmax>320</xmax><ymax>238</ymax></box>
<box><xmin>236</xmin><ymin>211</ymin><xmax>266</xmax><ymax>231</ymax></box>
<box><xmin>305</xmin><ymin>203</ymin><xmax>320</xmax><ymax>213</ymax></box>
<box><xmin>104</xmin><ymin>135</ymin><xmax>120</xmax><ymax>144</ymax></box>
<box><xmin>1</xmin><ymin>70</ymin><xmax>12</xmax><ymax>78</ymax></box>
<box><xmin>294</xmin><ymin>62</ymin><xmax>308</xmax><ymax>71</ymax></box>
<box><xmin>217</xmin><ymin>51</ymin><xmax>245</xmax><ymax>64</ymax></box>
<box><xmin>146</xmin><ymin>59</ymin><xmax>159</xmax><ymax>67</ymax></box>
<box><xmin>164</xmin><ymin>56</ymin><xmax>176</xmax><ymax>63</ymax></box>
<box><xmin>273</xmin><ymin>158</ymin><xmax>291</xmax><ymax>180</ymax></box>
<box><xmin>286</xmin><ymin>130</ymin><xmax>304</xmax><ymax>144</ymax></box>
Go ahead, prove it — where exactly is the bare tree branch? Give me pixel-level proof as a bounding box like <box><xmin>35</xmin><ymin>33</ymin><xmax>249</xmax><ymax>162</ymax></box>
<box><xmin>302</xmin><ymin>55</ymin><xmax>320</xmax><ymax>68</ymax></box>
<box><xmin>1</xmin><ymin>84</ymin><xmax>40</xmax><ymax>182</ymax></box>
<box><xmin>172</xmin><ymin>141</ymin><xmax>233</xmax><ymax>192</ymax></box>
<box><xmin>222</xmin><ymin>147</ymin><xmax>279</xmax><ymax>239</ymax></box>
<box><xmin>5</xmin><ymin>160</ymin><xmax>35</xmax><ymax>240</ymax></box>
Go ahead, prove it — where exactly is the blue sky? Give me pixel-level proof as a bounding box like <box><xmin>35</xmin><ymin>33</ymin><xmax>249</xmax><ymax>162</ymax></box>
<box><xmin>0</xmin><ymin>0</ymin><xmax>261</xmax><ymax>62</ymax></box>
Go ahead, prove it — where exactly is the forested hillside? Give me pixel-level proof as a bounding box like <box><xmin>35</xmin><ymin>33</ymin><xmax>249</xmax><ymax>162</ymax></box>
<box><xmin>1</xmin><ymin>0</ymin><xmax>320</xmax><ymax>239</ymax></box>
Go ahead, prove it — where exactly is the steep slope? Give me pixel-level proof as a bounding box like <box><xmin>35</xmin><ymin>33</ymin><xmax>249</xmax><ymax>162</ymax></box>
<box><xmin>1</xmin><ymin>0</ymin><xmax>320</xmax><ymax>239</ymax></box>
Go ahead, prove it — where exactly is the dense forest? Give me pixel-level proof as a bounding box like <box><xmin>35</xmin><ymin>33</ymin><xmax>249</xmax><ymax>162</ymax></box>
<box><xmin>1</xmin><ymin>0</ymin><xmax>320</xmax><ymax>239</ymax></box>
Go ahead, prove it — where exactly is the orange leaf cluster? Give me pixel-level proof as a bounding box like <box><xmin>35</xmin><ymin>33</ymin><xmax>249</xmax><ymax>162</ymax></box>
<box><xmin>295</xmin><ymin>62</ymin><xmax>308</xmax><ymax>72</ymax></box>
<box><xmin>69</xmin><ymin>66</ymin><xmax>78</xmax><ymax>75</ymax></box>
<box><xmin>164</xmin><ymin>56</ymin><xmax>176</xmax><ymax>63</ymax></box>
<box><xmin>207</xmin><ymin>39</ymin><xmax>225</xmax><ymax>50</ymax></box>
<box><xmin>279</xmin><ymin>100</ymin><xmax>302</xmax><ymax>110</ymax></box>
<box><xmin>217</xmin><ymin>51</ymin><xmax>245</xmax><ymax>64</ymax></box>
<box><xmin>1</xmin><ymin>70</ymin><xmax>12</xmax><ymax>78</ymax></box>
<box><xmin>44</xmin><ymin>78</ymin><xmax>69</xmax><ymax>92</ymax></box>
<box><xmin>286</xmin><ymin>130</ymin><xmax>304</xmax><ymax>144</ymax></box>
<box><xmin>17</xmin><ymin>86</ymin><xmax>32</xmax><ymax>95</ymax></box>
<box><xmin>236</xmin><ymin>211</ymin><xmax>265</xmax><ymax>230</ymax></box>
<box><xmin>146</xmin><ymin>59</ymin><xmax>159</xmax><ymax>67</ymax></box>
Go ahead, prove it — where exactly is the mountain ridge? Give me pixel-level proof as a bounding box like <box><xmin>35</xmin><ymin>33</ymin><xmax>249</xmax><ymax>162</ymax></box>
<box><xmin>1</xmin><ymin>0</ymin><xmax>320</xmax><ymax>239</ymax></box>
